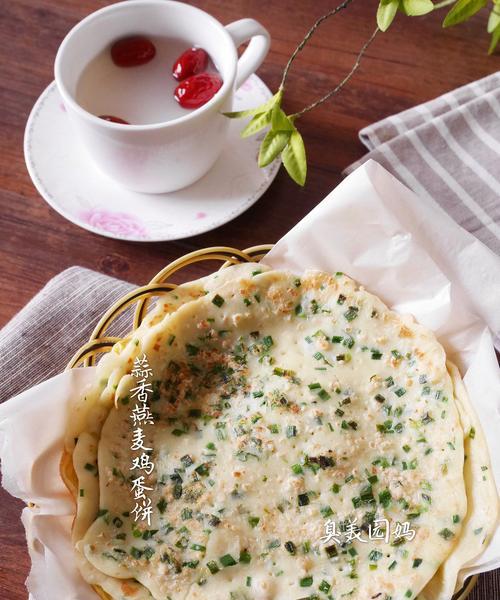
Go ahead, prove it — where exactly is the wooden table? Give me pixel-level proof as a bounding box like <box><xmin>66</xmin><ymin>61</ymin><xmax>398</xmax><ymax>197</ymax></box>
<box><xmin>0</xmin><ymin>1</ymin><xmax>497</xmax><ymax>598</ymax></box>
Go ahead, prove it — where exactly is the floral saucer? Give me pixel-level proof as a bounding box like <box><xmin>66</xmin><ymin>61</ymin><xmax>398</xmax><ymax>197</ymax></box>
<box><xmin>24</xmin><ymin>75</ymin><xmax>279</xmax><ymax>242</ymax></box>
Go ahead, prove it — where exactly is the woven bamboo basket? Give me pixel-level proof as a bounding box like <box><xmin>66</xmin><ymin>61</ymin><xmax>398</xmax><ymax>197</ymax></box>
<box><xmin>66</xmin><ymin>245</ymin><xmax>478</xmax><ymax>600</ymax></box>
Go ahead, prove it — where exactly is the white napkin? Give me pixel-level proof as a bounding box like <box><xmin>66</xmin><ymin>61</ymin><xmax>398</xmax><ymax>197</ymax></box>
<box><xmin>1</xmin><ymin>160</ymin><xmax>499</xmax><ymax>598</ymax></box>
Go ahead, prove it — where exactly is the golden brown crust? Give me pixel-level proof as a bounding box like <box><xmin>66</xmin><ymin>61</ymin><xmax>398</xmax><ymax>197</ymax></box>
<box><xmin>92</xmin><ymin>584</ymin><xmax>112</xmax><ymax>599</ymax></box>
<box><xmin>60</xmin><ymin>447</ymin><xmax>78</xmax><ymax>500</ymax></box>
<box><xmin>63</xmin><ymin>447</ymin><xmax>112</xmax><ymax>599</ymax></box>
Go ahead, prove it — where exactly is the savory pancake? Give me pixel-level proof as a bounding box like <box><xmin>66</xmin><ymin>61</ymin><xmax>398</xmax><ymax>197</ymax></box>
<box><xmin>419</xmin><ymin>362</ymin><xmax>499</xmax><ymax>600</ymax></box>
<box><xmin>62</xmin><ymin>267</ymin><xmax>487</xmax><ymax>600</ymax></box>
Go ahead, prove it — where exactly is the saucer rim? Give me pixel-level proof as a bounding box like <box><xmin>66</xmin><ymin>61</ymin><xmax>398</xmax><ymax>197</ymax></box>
<box><xmin>24</xmin><ymin>77</ymin><xmax>280</xmax><ymax>243</ymax></box>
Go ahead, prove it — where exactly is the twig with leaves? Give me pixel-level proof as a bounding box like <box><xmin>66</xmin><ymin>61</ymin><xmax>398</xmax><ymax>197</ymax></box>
<box><xmin>378</xmin><ymin>0</ymin><xmax>500</xmax><ymax>53</ymax></box>
<box><xmin>225</xmin><ymin>3</ymin><xmax>378</xmax><ymax>185</ymax></box>
<box><xmin>225</xmin><ymin>0</ymin><xmax>499</xmax><ymax>186</ymax></box>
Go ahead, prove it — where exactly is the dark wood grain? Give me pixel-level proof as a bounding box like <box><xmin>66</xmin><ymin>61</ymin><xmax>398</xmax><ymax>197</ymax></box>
<box><xmin>0</xmin><ymin>1</ymin><xmax>497</xmax><ymax>597</ymax></box>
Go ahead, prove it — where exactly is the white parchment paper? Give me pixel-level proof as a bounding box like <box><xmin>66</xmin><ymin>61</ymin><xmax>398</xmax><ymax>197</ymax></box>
<box><xmin>1</xmin><ymin>160</ymin><xmax>499</xmax><ymax>599</ymax></box>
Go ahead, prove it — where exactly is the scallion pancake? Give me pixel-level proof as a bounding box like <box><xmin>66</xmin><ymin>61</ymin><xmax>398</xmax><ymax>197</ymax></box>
<box><xmin>68</xmin><ymin>269</ymin><xmax>475</xmax><ymax>600</ymax></box>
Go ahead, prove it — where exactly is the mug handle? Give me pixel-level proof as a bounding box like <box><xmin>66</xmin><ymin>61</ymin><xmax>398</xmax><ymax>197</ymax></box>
<box><xmin>225</xmin><ymin>19</ymin><xmax>270</xmax><ymax>90</ymax></box>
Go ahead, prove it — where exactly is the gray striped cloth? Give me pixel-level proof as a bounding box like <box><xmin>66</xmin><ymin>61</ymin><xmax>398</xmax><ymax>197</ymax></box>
<box><xmin>345</xmin><ymin>71</ymin><xmax>500</xmax><ymax>256</ymax></box>
<box><xmin>0</xmin><ymin>267</ymin><xmax>134</xmax><ymax>404</ymax></box>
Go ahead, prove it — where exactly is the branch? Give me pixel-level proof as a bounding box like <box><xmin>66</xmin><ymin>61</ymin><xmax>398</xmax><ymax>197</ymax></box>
<box><xmin>280</xmin><ymin>0</ymin><xmax>355</xmax><ymax>89</ymax></box>
<box><xmin>292</xmin><ymin>26</ymin><xmax>379</xmax><ymax>118</ymax></box>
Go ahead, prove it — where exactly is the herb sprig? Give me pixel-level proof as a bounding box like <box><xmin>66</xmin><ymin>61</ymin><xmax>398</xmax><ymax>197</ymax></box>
<box><xmin>225</xmin><ymin>0</ymin><xmax>498</xmax><ymax>186</ymax></box>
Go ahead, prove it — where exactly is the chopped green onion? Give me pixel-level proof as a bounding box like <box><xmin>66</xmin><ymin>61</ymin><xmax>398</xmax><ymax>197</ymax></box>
<box><xmin>318</xmin><ymin>388</ymin><xmax>331</xmax><ymax>401</ymax></box>
<box><xmin>319</xmin><ymin>580</ymin><xmax>331</xmax><ymax>593</ymax></box>
<box><xmin>284</xmin><ymin>540</ymin><xmax>296</xmax><ymax>554</ymax></box>
<box><xmin>195</xmin><ymin>463</ymin><xmax>210</xmax><ymax>477</ymax></box>
<box><xmin>206</xmin><ymin>560</ymin><xmax>219</xmax><ymax>574</ymax></box>
<box><xmin>181</xmin><ymin>508</ymin><xmax>192</xmax><ymax>520</ymax></box>
<box><xmin>298</xmin><ymin>493</ymin><xmax>310</xmax><ymax>506</ymax></box>
<box><xmin>368</xmin><ymin>550</ymin><xmax>382</xmax><ymax>561</ymax></box>
<box><xmin>378</xmin><ymin>489</ymin><xmax>392</xmax><ymax>508</ymax></box>
<box><xmin>343</xmin><ymin>306</ymin><xmax>359</xmax><ymax>322</ymax></box>
<box><xmin>439</xmin><ymin>528</ymin><xmax>455</xmax><ymax>540</ymax></box>
<box><xmin>262</xmin><ymin>335</ymin><xmax>274</xmax><ymax>348</ymax></box>
<box><xmin>360</xmin><ymin>485</ymin><xmax>375</xmax><ymax>504</ymax></box>
<box><xmin>248</xmin><ymin>516</ymin><xmax>260</xmax><ymax>528</ymax></box>
<box><xmin>212</xmin><ymin>294</ymin><xmax>225</xmax><ymax>307</ymax></box>
<box><xmin>180</xmin><ymin>454</ymin><xmax>193</xmax><ymax>467</ymax></box>
<box><xmin>421</xmin><ymin>412</ymin><xmax>434</xmax><ymax>425</ymax></box>
<box><xmin>239</xmin><ymin>550</ymin><xmax>252</xmax><ymax>563</ymax></box>
<box><xmin>219</xmin><ymin>554</ymin><xmax>237</xmax><ymax>567</ymax></box>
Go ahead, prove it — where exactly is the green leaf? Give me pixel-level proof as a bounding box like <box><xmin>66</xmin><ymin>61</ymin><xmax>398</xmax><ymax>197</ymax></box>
<box><xmin>377</xmin><ymin>0</ymin><xmax>399</xmax><ymax>31</ymax></box>
<box><xmin>488</xmin><ymin>3</ymin><xmax>500</xmax><ymax>33</ymax></box>
<box><xmin>271</xmin><ymin>106</ymin><xmax>294</xmax><ymax>131</ymax></box>
<box><xmin>489</xmin><ymin>23</ymin><xmax>500</xmax><ymax>53</ymax></box>
<box><xmin>223</xmin><ymin>90</ymin><xmax>283</xmax><ymax>119</ymax></box>
<box><xmin>258</xmin><ymin>130</ymin><xmax>292</xmax><ymax>167</ymax></box>
<box><xmin>443</xmin><ymin>0</ymin><xmax>487</xmax><ymax>27</ymax></box>
<box><xmin>240</xmin><ymin>110</ymin><xmax>272</xmax><ymax>138</ymax></box>
<box><xmin>282</xmin><ymin>130</ymin><xmax>307</xmax><ymax>186</ymax></box>
<box><xmin>402</xmin><ymin>0</ymin><xmax>434</xmax><ymax>16</ymax></box>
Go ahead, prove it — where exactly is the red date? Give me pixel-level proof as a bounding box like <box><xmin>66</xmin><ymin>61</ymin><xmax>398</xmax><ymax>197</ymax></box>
<box><xmin>172</xmin><ymin>47</ymin><xmax>209</xmax><ymax>81</ymax></box>
<box><xmin>111</xmin><ymin>36</ymin><xmax>156</xmax><ymax>67</ymax></box>
<box><xmin>174</xmin><ymin>73</ymin><xmax>223</xmax><ymax>109</ymax></box>
<box><xmin>99</xmin><ymin>115</ymin><xmax>130</xmax><ymax>124</ymax></box>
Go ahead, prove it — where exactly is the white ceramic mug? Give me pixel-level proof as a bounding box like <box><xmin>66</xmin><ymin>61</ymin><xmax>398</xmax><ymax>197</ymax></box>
<box><xmin>55</xmin><ymin>0</ymin><xmax>270</xmax><ymax>193</ymax></box>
